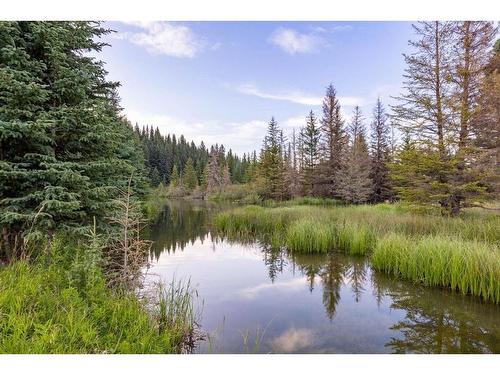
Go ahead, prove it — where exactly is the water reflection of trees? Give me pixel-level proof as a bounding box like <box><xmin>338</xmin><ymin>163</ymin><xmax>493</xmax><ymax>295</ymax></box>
<box><xmin>146</xmin><ymin>200</ymin><xmax>219</xmax><ymax>259</ymax></box>
<box><xmin>148</xmin><ymin>202</ymin><xmax>500</xmax><ymax>354</ymax></box>
<box><xmin>263</xmin><ymin>248</ymin><xmax>369</xmax><ymax>320</ymax></box>
<box><xmin>261</xmin><ymin>246</ymin><xmax>499</xmax><ymax>352</ymax></box>
<box><xmin>371</xmin><ymin>272</ymin><xmax>500</xmax><ymax>353</ymax></box>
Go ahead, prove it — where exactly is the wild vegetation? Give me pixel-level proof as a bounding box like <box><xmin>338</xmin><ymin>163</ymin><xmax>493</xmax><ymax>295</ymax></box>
<box><xmin>0</xmin><ymin>21</ymin><xmax>198</xmax><ymax>353</ymax></box>
<box><xmin>0</xmin><ymin>20</ymin><xmax>499</xmax><ymax>353</ymax></box>
<box><xmin>214</xmin><ymin>203</ymin><xmax>500</xmax><ymax>302</ymax></box>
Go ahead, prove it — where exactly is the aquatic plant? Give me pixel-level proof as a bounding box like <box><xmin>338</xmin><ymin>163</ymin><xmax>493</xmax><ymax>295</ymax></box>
<box><xmin>372</xmin><ymin>233</ymin><xmax>500</xmax><ymax>303</ymax></box>
<box><xmin>213</xmin><ymin>203</ymin><xmax>500</xmax><ymax>303</ymax></box>
<box><xmin>286</xmin><ymin>219</ymin><xmax>336</xmax><ymax>253</ymax></box>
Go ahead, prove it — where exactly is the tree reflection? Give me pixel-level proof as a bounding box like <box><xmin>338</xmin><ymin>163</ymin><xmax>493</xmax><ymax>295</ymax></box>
<box><xmin>287</xmin><ymin>252</ymin><xmax>354</xmax><ymax>320</ymax></box>
<box><xmin>260</xmin><ymin>242</ymin><xmax>286</xmax><ymax>282</ymax></box>
<box><xmin>146</xmin><ymin>200</ymin><xmax>217</xmax><ymax>258</ymax></box>
<box><xmin>372</xmin><ymin>272</ymin><xmax>500</xmax><ymax>353</ymax></box>
<box><xmin>147</xmin><ymin>202</ymin><xmax>499</xmax><ymax>353</ymax></box>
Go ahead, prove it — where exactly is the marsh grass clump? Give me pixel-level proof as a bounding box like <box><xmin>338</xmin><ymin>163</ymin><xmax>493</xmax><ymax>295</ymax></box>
<box><xmin>214</xmin><ymin>203</ymin><xmax>500</xmax><ymax>303</ymax></box>
<box><xmin>286</xmin><ymin>220</ymin><xmax>336</xmax><ymax>253</ymax></box>
<box><xmin>372</xmin><ymin>233</ymin><xmax>500</xmax><ymax>303</ymax></box>
<box><xmin>153</xmin><ymin>279</ymin><xmax>201</xmax><ymax>353</ymax></box>
<box><xmin>335</xmin><ymin>221</ymin><xmax>376</xmax><ymax>255</ymax></box>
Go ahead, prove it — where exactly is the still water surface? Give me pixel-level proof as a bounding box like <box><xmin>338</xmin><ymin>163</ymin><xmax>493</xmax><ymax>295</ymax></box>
<box><xmin>144</xmin><ymin>200</ymin><xmax>499</xmax><ymax>353</ymax></box>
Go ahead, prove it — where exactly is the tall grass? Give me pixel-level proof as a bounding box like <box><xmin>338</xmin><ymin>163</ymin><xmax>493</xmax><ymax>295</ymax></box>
<box><xmin>335</xmin><ymin>221</ymin><xmax>376</xmax><ymax>255</ymax></box>
<box><xmin>286</xmin><ymin>220</ymin><xmax>335</xmax><ymax>253</ymax></box>
<box><xmin>213</xmin><ymin>203</ymin><xmax>500</xmax><ymax>303</ymax></box>
<box><xmin>372</xmin><ymin>234</ymin><xmax>500</xmax><ymax>303</ymax></box>
<box><xmin>0</xmin><ymin>250</ymin><xmax>199</xmax><ymax>353</ymax></box>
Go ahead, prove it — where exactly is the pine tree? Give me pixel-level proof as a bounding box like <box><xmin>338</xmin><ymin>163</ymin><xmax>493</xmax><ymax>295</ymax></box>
<box><xmin>170</xmin><ymin>165</ymin><xmax>180</xmax><ymax>188</ymax></box>
<box><xmin>337</xmin><ymin>107</ymin><xmax>372</xmax><ymax>203</ymax></box>
<box><xmin>319</xmin><ymin>84</ymin><xmax>347</xmax><ymax>197</ymax></box>
<box><xmin>300</xmin><ymin>111</ymin><xmax>321</xmax><ymax>195</ymax></box>
<box><xmin>150</xmin><ymin>167</ymin><xmax>161</xmax><ymax>187</ymax></box>
<box><xmin>258</xmin><ymin>117</ymin><xmax>287</xmax><ymax>200</ymax></box>
<box><xmin>370</xmin><ymin>98</ymin><xmax>393</xmax><ymax>203</ymax></box>
<box><xmin>182</xmin><ymin>157</ymin><xmax>198</xmax><ymax>192</ymax></box>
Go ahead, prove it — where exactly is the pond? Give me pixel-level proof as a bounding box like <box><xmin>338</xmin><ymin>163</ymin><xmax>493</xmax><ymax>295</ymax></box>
<box><xmin>144</xmin><ymin>200</ymin><xmax>500</xmax><ymax>354</ymax></box>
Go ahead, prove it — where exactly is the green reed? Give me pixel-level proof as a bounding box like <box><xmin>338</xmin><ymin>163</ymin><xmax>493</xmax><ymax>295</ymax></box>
<box><xmin>214</xmin><ymin>203</ymin><xmax>500</xmax><ymax>303</ymax></box>
<box><xmin>372</xmin><ymin>233</ymin><xmax>500</xmax><ymax>303</ymax></box>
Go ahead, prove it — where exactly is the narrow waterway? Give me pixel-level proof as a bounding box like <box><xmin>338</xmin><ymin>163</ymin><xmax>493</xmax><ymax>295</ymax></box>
<box><xmin>144</xmin><ymin>200</ymin><xmax>500</xmax><ymax>353</ymax></box>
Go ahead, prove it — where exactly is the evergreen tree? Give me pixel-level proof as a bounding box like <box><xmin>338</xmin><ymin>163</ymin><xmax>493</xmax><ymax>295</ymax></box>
<box><xmin>182</xmin><ymin>157</ymin><xmax>198</xmax><ymax>192</ymax></box>
<box><xmin>392</xmin><ymin>21</ymin><xmax>497</xmax><ymax>214</ymax></box>
<box><xmin>370</xmin><ymin>98</ymin><xmax>393</xmax><ymax>203</ymax></box>
<box><xmin>0</xmin><ymin>22</ymin><xmax>145</xmax><ymax>259</ymax></box>
<box><xmin>300</xmin><ymin>111</ymin><xmax>321</xmax><ymax>195</ymax></box>
<box><xmin>150</xmin><ymin>167</ymin><xmax>161</xmax><ymax>187</ymax></box>
<box><xmin>170</xmin><ymin>165</ymin><xmax>180</xmax><ymax>188</ymax></box>
<box><xmin>319</xmin><ymin>84</ymin><xmax>347</xmax><ymax>197</ymax></box>
<box><xmin>337</xmin><ymin>107</ymin><xmax>372</xmax><ymax>203</ymax></box>
<box><xmin>258</xmin><ymin>117</ymin><xmax>287</xmax><ymax>200</ymax></box>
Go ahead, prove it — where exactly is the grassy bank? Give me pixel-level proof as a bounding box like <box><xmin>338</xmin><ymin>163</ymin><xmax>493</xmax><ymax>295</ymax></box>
<box><xmin>0</xmin><ymin>241</ymin><xmax>198</xmax><ymax>353</ymax></box>
<box><xmin>214</xmin><ymin>203</ymin><xmax>500</xmax><ymax>303</ymax></box>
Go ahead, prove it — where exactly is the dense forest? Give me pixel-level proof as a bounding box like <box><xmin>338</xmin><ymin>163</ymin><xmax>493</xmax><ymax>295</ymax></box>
<box><xmin>134</xmin><ymin>124</ymin><xmax>256</xmax><ymax>188</ymax></box>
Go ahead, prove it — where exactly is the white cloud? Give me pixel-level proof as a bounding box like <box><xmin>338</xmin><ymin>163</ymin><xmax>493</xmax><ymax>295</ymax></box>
<box><xmin>236</xmin><ymin>83</ymin><xmax>365</xmax><ymax>108</ymax></box>
<box><xmin>237</xmin><ymin>277</ymin><xmax>308</xmax><ymax>299</ymax></box>
<box><xmin>268</xmin><ymin>27</ymin><xmax>325</xmax><ymax>55</ymax></box>
<box><xmin>271</xmin><ymin>327</ymin><xmax>315</xmax><ymax>353</ymax></box>
<box><xmin>118</xmin><ymin>21</ymin><xmax>207</xmax><ymax>58</ymax></box>
<box><xmin>237</xmin><ymin>83</ymin><xmax>322</xmax><ymax>106</ymax></box>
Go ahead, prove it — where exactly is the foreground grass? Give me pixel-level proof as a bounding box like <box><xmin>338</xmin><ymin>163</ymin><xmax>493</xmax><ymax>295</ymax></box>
<box><xmin>0</xmin><ymin>251</ymin><xmax>198</xmax><ymax>353</ymax></box>
<box><xmin>214</xmin><ymin>203</ymin><xmax>500</xmax><ymax>303</ymax></box>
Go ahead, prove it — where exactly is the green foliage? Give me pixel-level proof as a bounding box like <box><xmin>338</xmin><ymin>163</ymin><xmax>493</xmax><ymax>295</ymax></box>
<box><xmin>170</xmin><ymin>165</ymin><xmax>180</xmax><ymax>188</ymax></box>
<box><xmin>0</xmin><ymin>21</ymin><xmax>147</xmax><ymax>259</ymax></box>
<box><xmin>258</xmin><ymin>117</ymin><xmax>288</xmax><ymax>200</ymax></box>
<box><xmin>286</xmin><ymin>220</ymin><xmax>335</xmax><ymax>253</ymax></box>
<box><xmin>300</xmin><ymin>111</ymin><xmax>321</xmax><ymax>195</ymax></box>
<box><xmin>214</xmin><ymin>203</ymin><xmax>500</xmax><ymax>302</ymax></box>
<box><xmin>0</xmin><ymin>240</ymin><xmax>198</xmax><ymax>353</ymax></box>
<box><xmin>372</xmin><ymin>234</ymin><xmax>500</xmax><ymax>303</ymax></box>
<box><xmin>182</xmin><ymin>157</ymin><xmax>198</xmax><ymax>192</ymax></box>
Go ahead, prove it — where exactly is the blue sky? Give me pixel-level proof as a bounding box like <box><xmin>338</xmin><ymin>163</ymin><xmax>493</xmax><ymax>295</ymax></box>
<box><xmin>100</xmin><ymin>21</ymin><xmax>414</xmax><ymax>154</ymax></box>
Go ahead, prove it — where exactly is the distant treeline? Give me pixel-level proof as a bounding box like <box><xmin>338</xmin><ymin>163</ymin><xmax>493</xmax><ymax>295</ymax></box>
<box><xmin>133</xmin><ymin>125</ymin><xmax>258</xmax><ymax>186</ymax></box>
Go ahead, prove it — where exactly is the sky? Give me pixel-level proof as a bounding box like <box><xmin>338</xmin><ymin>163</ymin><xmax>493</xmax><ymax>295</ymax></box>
<box><xmin>99</xmin><ymin>21</ymin><xmax>415</xmax><ymax>155</ymax></box>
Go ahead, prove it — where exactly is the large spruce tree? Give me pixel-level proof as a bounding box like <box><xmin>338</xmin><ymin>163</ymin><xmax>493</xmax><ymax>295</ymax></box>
<box><xmin>0</xmin><ymin>22</ymin><xmax>145</xmax><ymax>259</ymax></box>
